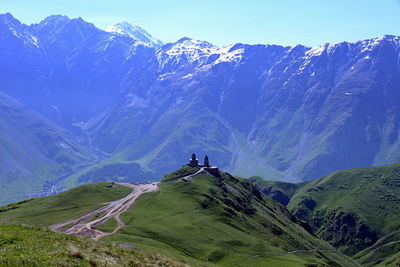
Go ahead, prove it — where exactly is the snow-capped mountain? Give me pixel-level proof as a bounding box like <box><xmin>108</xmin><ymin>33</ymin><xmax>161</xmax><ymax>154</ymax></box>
<box><xmin>1</xmin><ymin>13</ymin><xmax>400</xmax><ymax>203</ymax></box>
<box><xmin>156</xmin><ymin>37</ymin><xmax>245</xmax><ymax>69</ymax></box>
<box><xmin>105</xmin><ymin>21</ymin><xmax>163</xmax><ymax>47</ymax></box>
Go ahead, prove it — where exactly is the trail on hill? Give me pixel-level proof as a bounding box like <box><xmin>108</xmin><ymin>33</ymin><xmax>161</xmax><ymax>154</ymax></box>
<box><xmin>237</xmin><ymin>249</ymin><xmax>362</xmax><ymax>266</ymax></box>
<box><xmin>164</xmin><ymin>167</ymin><xmax>207</xmax><ymax>182</ymax></box>
<box><xmin>50</xmin><ymin>183</ymin><xmax>158</xmax><ymax>240</ymax></box>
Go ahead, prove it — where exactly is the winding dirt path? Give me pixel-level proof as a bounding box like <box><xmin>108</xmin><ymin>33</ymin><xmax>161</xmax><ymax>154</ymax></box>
<box><xmin>50</xmin><ymin>182</ymin><xmax>158</xmax><ymax>240</ymax></box>
<box><xmin>238</xmin><ymin>249</ymin><xmax>337</xmax><ymax>261</ymax></box>
<box><xmin>236</xmin><ymin>249</ymin><xmax>362</xmax><ymax>266</ymax></box>
<box><xmin>51</xmin><ymin>168</ymin><xmax>210</xmax><ymax>240</ymax></box>
<box><xmin>163</xmin><ymin>167</ymin><xmax>208</xmax><ymax>183</ymax></box>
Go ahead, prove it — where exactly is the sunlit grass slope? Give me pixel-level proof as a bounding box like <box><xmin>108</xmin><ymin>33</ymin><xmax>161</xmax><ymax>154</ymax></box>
<box><xmin>0</xmin><ymin>182</ymin><xmax>131</xmax><ymax>226</ymax></box>
<box><xmin>103</xmin><ymin>168</ymin><xmax>355</xmax><ymax>266</ymax></box>
<box><xmin>0</xmin><ymin>224</ymin><xmax>181</xmax><ymax>266</ymax></box>
<box><xmin>251</xmin><ymin>163</ymin><xmax>400</xmax><ymax>266</ymax></box>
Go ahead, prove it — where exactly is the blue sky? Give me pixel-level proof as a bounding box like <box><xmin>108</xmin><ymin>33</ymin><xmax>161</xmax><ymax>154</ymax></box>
<box><xmin>1</xmin><ymin>0</ymin><xmax>400</xmax><ymax>46</ymax></box>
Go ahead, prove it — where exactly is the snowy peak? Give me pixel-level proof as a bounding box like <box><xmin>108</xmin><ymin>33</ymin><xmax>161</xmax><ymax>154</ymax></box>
<box><xmin>175</xmin><ymin>37</ymin><xmax>214</xmax><ymax>49</ymax></box>
<box><xmin>156</xmin><ymin>37</ymin><xmax>246</xmax><ymax>70</ymax></box>
<box><xmin>357</xmin><ymin>35</ymin><xmax>400</xmax><ymax>53</ymax></box>
<box><xmin>162</xmin><ymin>37</ymin><xmax>215</xmax><ymax>58</ymax></box>
<box><xmin>105</xmin><ymin>21</ymin><xmax>163</xmax><ymax>48</ymax></box>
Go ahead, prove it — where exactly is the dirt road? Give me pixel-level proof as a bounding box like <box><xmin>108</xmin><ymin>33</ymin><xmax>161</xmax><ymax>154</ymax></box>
<box><xmin>51</xmin><ymin>168</ymin><xmax>208</xmax><ymax>240</ymax></box>
<box><xmin>163</xmin><ymin>167</ymin><xmax>207</xmax><ymax>183</ymax></box>
<box><xmin>50</xmin><ymin>182</ymin><xmax>158</xmax><ymax>240</ymax></box>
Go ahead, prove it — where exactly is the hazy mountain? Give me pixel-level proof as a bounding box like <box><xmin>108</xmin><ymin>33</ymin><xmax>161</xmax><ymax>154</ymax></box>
<box><xmin>89</xmin><ymin>34</ymin><xmax>400</xmax><ymax>183</ymax></box>
<box><xmin>0</xmin><ymin>13</ymin><xmax>400</xmax><ymax>201</ymax></box>
<box><xmin>0</xmin><ymin>92</ymin><xmax>94</xmax><ymax>204</ymax></box>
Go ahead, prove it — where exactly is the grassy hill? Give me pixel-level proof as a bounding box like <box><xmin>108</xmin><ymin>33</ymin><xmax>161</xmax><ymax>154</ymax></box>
<box><xmin>249</xmin><ymin>176</ymin><xmax>306</xmax><ymax>205</ymax></box>
<box><xmin>103</xmin><ymin>168</ymin><xmax>355</xmax><ymax>266</ymax></box>
<box><xmin>0</xmin><ymin>168</ymin><xmax>356</xmax><ymax>266</ymax></box>
<box><xmin>0</xmin><ymin>182</ymin><xmax>131</xmax><ymax>226</ymax></box>
<box><xmin>250</xmin><ymin>163</ymin><xmax>400</xmax><ymax>266</ymax></box>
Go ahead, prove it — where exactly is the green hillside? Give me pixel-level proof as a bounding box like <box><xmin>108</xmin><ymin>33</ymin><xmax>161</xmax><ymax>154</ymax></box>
<box><xmin>0</xmin><ymin>182</ymin><xmax>131</xmax><ymax>226</ymax></box>
<box><xmin>0</xmin><ymin>224</ymin><xmax>181</xmax><ymax>266</ymax></box>
<box><xmin>0</xmin><ymin>168</ymin><xmax>356</xmax><ymax>266</ymax></box>
<box><xmin>250</xmin><ymin>163</ymin><xmax>400</xmax><ymax>266</ymax></box>
<box><xmin>249</xmin><ymin>176</ymin><xmax>306</xmax><ymax>205</ymax></box>
<box><xmin>103</xmin><ymin>168</ymin><xmax>355</xmax><ymax>266</ymax></box>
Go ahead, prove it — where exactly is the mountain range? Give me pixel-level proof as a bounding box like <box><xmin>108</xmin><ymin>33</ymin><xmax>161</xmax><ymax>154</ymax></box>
<box><xmin>0</xmin><ymin>12</ymin><xmax>400</xmax><ymax>204</ymax></box>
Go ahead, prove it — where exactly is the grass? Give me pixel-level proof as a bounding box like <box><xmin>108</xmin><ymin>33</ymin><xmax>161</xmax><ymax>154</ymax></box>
<box><xmin>101</xmin><ymin>168</ymin><xmax>355</xmax><ymax>266</ymax></box>
<box><xmin>251</xmin><ymin>163</ymin><xmax>400</xmax><ymax>265</ymax></box>
<box><xmin>161</xmin><ymin>165</ymin><xmax>199</xmax><ymax>181</ymax></box>
<box><xmin>249</xmin><ymin>176</ymin><xmax>307</xmax><ymax>205</ymax></box>
<box><xmin>0</xmin><ymin>224</ymin><xmax>182</xmax><ymax>266</ymax></box>
<box><xmin>97</xmin><ymin>217</ymin><xmax>118</xmax><ymax>233</ymax></box>
<box><xmin>0</xmin><ymin>167</ymin><xmax>357</xmax><ymax>266</ymax></box>
<box><xmin>353</xmin><ymin>229</ymin><xmax>400</xmax><ymax>266</ymax></box>
<box><xmin>290</xmin><ymin>163</ymin><xmax>400</xmax><ymax>234</ymax></box>
<box><xmin>0</xmin><ymin>182</ymin><xmax>131</xmax><ymax>226</ymax></box>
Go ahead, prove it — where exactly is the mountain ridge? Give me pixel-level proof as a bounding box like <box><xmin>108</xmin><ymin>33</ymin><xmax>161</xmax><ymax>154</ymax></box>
<box><xmin>1</xmin><ymin>12</ymin><xmax>400</xmax><ymax>203</ymax></box>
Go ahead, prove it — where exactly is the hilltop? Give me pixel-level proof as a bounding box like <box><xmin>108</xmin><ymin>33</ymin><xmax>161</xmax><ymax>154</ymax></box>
<box><xmin>250</xmin><ymin>163</ymin><xmax>400</xmax><ymax>266</ymax></box>
<box><xmin>0</xmin><ymin>164</ymin><xmax>356</xmax><ymax>266</ymax></box>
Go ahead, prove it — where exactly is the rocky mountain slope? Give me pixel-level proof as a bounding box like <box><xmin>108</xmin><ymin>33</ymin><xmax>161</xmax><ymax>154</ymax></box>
<box><xmin>1</xmin><ymin>12</ymin><xmax>400</xmax><ymax>203</ymax></box>
<box><xmin>250</xmin><ymin>163</ymin><xmax>400</xmax><ymax>266</ymax></box>
<box><xmin>0</xmin><ymin>168</ymin><xmax>357</xmax><ymax>266</ymax></box>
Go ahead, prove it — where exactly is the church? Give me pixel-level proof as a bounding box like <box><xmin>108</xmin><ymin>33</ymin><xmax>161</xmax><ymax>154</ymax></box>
<box><xmin>188</xmin><ymin>153</ymin><xmax>211</xmax><ymax>168</ymax></box>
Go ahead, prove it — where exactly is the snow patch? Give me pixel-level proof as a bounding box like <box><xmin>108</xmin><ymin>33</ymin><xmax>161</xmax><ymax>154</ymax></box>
<box><xmin>51</xmin><ymin>105</ymin><xmax>60</xmax><ymax>113</ymax></box>
<box><xmin>358</xmin><ymin>36</ymin><xmax>400</xmax><ymax>53</ymax></box>
<box><xmin>182</xmin><ymin>73</ymin><xmax>194</xmax><ymax>79</ymax></box>
<box><xmin>126</xmin><ymin>93</ymin><xmax>149</xmax><ymax>108</ymax></box>
<box><xmin>306</xmin><ymin>45</ymin><xmax>326</xmax><ymax>57</ymax></box>
<box><xmin>30</xmin><ymin>36</ymin><xmax>39</xmax><ymax>48</ymax></box>
<box><xmin>59</xmin><ymin>143</ymin><xmax>71</xmax><ymax>149</ymax></box>
<box><xmin>298</xmin><ymin>44</ymin><xmax>327</xmax><ymax>72</ymax></box>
